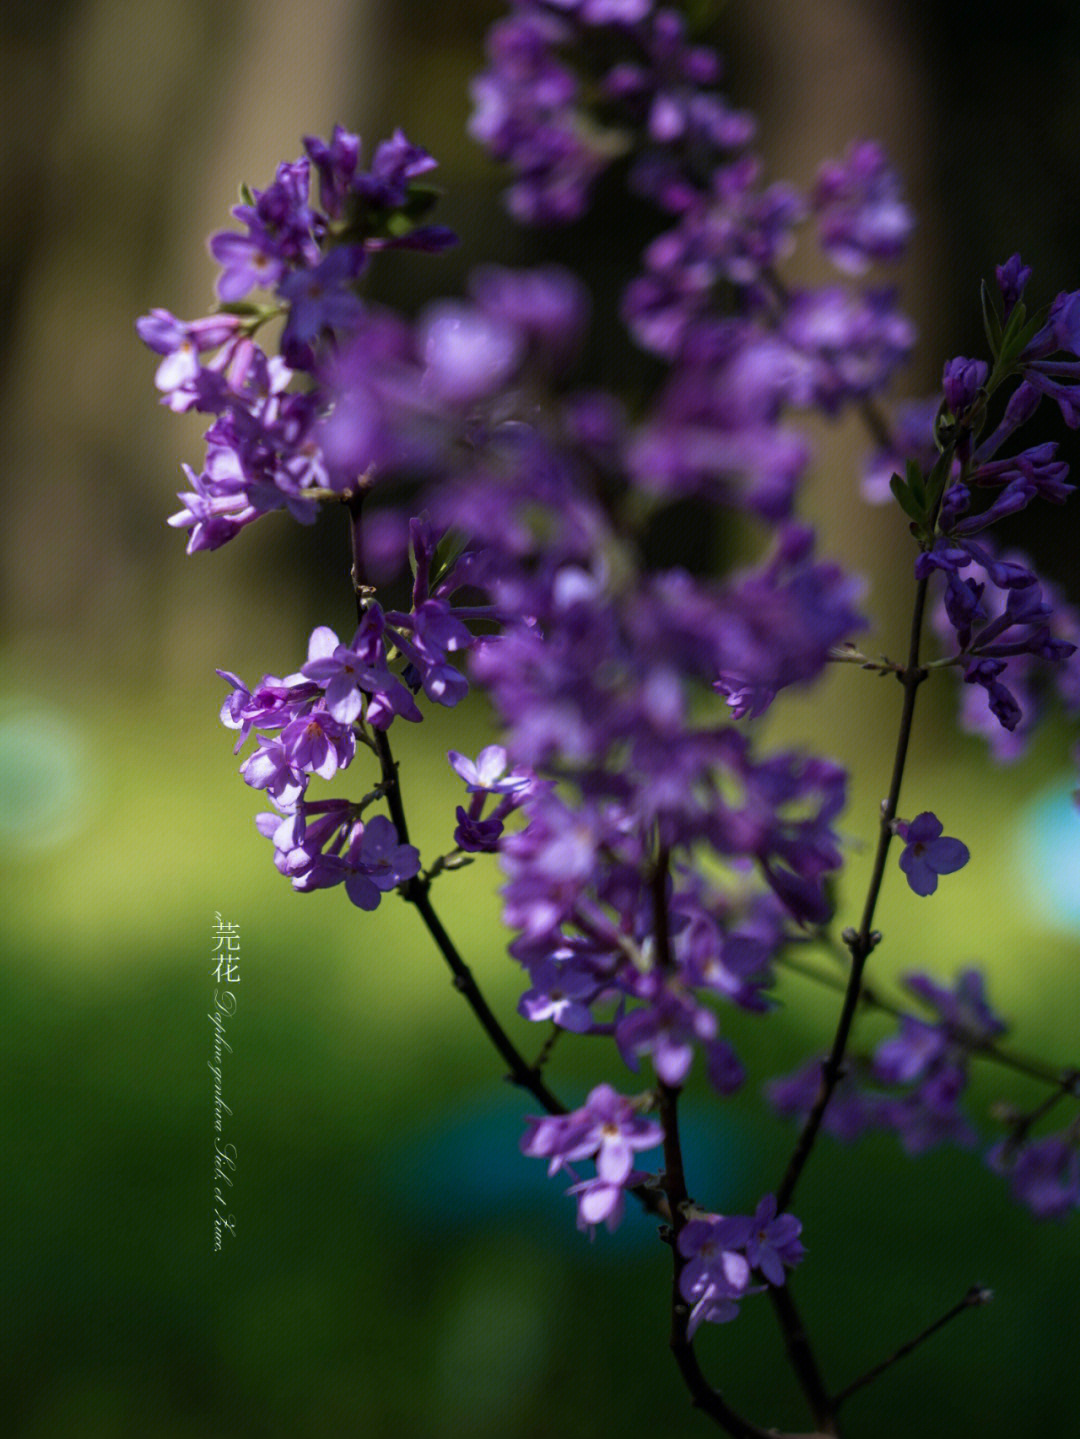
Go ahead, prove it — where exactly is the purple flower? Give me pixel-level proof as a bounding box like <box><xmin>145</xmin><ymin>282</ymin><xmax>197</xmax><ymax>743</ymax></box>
<box><xmin>360</xmin><ymin>128</ymin><xmax>439</xmax><ymax>207</ymax></box>
<box><xmin>209</xmin><ymin>228</ymin><xmax>287</xmax><ymax>301</ymax></box>
<box><xmin>566</xmin><ymin>1175</ymin><xmax>628</xmax><ymax>1234</ymax></box>
<box><xmin>942</xmin><ymin>357</ymin><xmax>988</xmax><ymax>417</ymax></box>
<box><xmin>522</xmin><ymin>1083</ymin><xmax>662</xmax><ymax>1178</ymax></box>
<box><xmin>136</xmin><ymin>309</ymin><xmax>241</xmax><ymax>393</ymax></box>
<box><xmin>995</xmin><ymin>253</ymin><xmax>1031</xmax><ymax>319</ymax></box>
<box><xmin>615</xmin><ymin>987</ymin><xmax>718</xmax><ymax>1086</ymax></box>
<box><xmin>301</xmin><ymin>617</ymin><xmax>423</xmax><ymax>729</ymax></box>
<box><xmin>279</xmin><ymin>707</ymin><xmax>356</xmax><ymax>780</ymax></box>
<box><xmin>517</xmin><ymin>955</ymin><xmax>597</xmax><ymax>1032</ymax></box>
<box><xmin>812</xmin><ymin>139</ymin><xmax>913</xmax><ymax>274</ymax></box>
<box><xmin>240</xmin><ymin>734</ymin><xmax>307</xmax><ymax>809</ymax></box>
<box><xmin>880</xmin><ymin>1064</ymin><xmax>977</xmax><ymax>1155</ymax></box>
<box><xmin>342</xmin><ymin>814</ymin><xmax>421</xmax><ymax>910</ymax></box>
<box><xmin>743</xmin><ymin>1194</ymin><xmax>806</xmax><ymax>1285</ymax></box>
<box><xmin>988</xmin><ymin>1133</ymin><xmax>1080</xmax><ymax>1219</ymax></box>
<box><xmin>521</xmin><ymin>1084</ymin><xmax>663</xmax><ymax>1234</ymax></box>
<box><xmin>303</xmin><ymin>124</ymin><xmax>361</xmax><ymax>218</ymax></box>
<box><xmin>448</xmin><ymin>745</ymin><xmax>532</xmax><ymax>794</ymax></box>
<box><xmin>677</xmin><ymin>1214</ymin><xmax>756</xmax><ymax>1336</ymax></box>
<box><xmin>896</xmin><ymin>812</ymin><xmax>970</xmax><ymax>896</ymax></box>
<box><xmin>418</xmin><ymin>300</ymin><xmax>523</xmax><ymax>405</ymax></box>
<box><xmin>278</xmin><ymin>245</ymin><xmax>366</xmax><ymax>348</ymax></box>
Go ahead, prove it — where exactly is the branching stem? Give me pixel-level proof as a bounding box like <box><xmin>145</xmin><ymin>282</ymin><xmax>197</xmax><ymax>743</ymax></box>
<box><xmin>776</xmin><ymin>573</ymin><xmax>930</xmax><ymax>1214</ymax></box>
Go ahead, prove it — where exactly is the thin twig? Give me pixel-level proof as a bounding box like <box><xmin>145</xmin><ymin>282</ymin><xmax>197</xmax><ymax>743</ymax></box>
<box><xmin>765</xmin><ymin>569</ymin><xmax>934</xmax><ymax>1435</ymax></box>
<box><xmin>648</xmin><ymin>851</ymin><xmax>817</xmax><ymax>1439</ymax></box>
<box><xmin>776</xmin><ymin>573</ymin><xmax>930</xmax><ymax>1215</ymax></box>
<box><xmin>833</xmin><ymin>1285</ymin><xmax>993</xmax><ymax>1410</ymax></box>
<box><xmin>777</xmin><ymin>946</ymin><xmax>1070</xmax><ymax>1089</ymax></box>
<box><xmin>373</xmin><ymin>725</ymin><xmax>568</xmax><ymax>1115</ymax></box>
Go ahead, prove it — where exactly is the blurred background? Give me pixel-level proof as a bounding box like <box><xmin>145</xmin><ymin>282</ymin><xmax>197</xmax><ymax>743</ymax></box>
<box><xmin>3</xmin><ymin>0</ymin><xmax>1080</xmax><ymax>1435</ymax></box>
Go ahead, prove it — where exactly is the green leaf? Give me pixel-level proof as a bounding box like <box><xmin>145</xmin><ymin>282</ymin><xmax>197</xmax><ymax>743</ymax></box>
<box><xmin>430</xmin><ymin>527</ymin><xmax>470</xmax><ymax>592</ymax></box>
<box><xmin>890</xmin><ymin>472</ymin><xmax>925</xmax><ymax>523</ymax></box>
<box><xmin>400</xmin><ymin>183</ymin><xmax>441</xmax><ymax>220</ymax></box>
<box><xmin>923</xmin><ymin>449</ymin><xmax>953</xmax><ymax>512</ymax></box>
<box><xmin>1000</xmin><ymin>308</ymin><xmax>1047</xmax><ymax>367</ymax></box>
<box><xmin>905</xmin><ymin>459</ymin><xmax>928</xmax><ymax>509</ymax></box>
<box><xmin>1000</xmin><ymin>300</ymin><xmax>1027</xmax><ymax>347</ymax></box>
<box><xmin>238</xmin><ymin>181</ymin><xmax>255</xmax><ymax>207</ymax></box>
<box><xmin>980</xmin><ymin>279</ymin><xmax>1003</xmax><ymax>359</ymax></box>
<box><xmin>213</xmin><ymin>300</ymin><xmax>264</xmax><ymax>318</ymax></box>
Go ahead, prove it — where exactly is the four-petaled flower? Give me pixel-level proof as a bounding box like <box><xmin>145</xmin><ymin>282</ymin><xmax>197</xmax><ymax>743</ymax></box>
<box><xmin>896</xmin><ymin>812</ymin><xmax>970</xmax><ymax>896</ymax></box>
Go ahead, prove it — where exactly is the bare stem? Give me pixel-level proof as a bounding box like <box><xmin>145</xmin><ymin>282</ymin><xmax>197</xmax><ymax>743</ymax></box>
<box><xmin>833</xmin><ymin>1285</ymin><xmax>993</xmax><ymax>1410</ymax></box>
<box><xmin>776</xmin><ymin>574</ymin><xmax>930</xmax><ymax>1215</ymax></box>
<box><xmin>648</xmin><ymin>853</ymin><xmax>827</xmax><ymax>1439</ymax></box>
<box><xmin>767</xmin><ymin>1285</ymin><xmax>839</xmax><ymax>1437</ymax></box>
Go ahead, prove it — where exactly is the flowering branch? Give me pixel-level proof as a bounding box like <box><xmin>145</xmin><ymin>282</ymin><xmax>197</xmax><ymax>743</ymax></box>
<box><xmin>140</xmin><ymin>7</ymin><xmax>1080</xmax><ymax>1434</ymax></box>
<box><xmin>345</xmin><ymin>485</ymin><xmax>570</xmax><ymax>1117</ymax></box>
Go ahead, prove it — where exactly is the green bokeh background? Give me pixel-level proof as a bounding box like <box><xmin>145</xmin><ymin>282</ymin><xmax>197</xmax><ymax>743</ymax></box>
<box><xmin>3</xmin><ymin>2</ymin><xmax>1079</xmax><ymax>1436</ymax></box>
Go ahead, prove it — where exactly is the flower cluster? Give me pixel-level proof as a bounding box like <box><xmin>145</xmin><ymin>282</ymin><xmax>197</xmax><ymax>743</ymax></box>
<box><xmin>140</xmin><ymin>4</ymin><xmax>1080</xmax><ymax>1392</ymax></box>
<box><xmin>678</xmin><ymin>1195</ymin><xmax>805</xmax><ymax>1336</ymax></box>
<box><xmin>136</xmin><ymin>128</ymin><xmax>454</xmax><ymax>553</ymax></box>
<box><xmin>521</xmin><ymin>1083</ymin><xmax>663</xmax><ymax>1232</ymax></box>
<box><xmin>767</xmin><ymin>968</ymin><xmax>1077</xmax><ymax>1196</ymax></box>
<box><xmin>868</xmin><ymin>256</ymin><xmax>1080</xmax><ymax>751</ymax></box>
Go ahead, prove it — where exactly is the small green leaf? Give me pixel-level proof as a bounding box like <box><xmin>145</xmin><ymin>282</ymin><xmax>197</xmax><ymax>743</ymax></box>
<box><xmin>213</xmin><ymin>300</ymin><xmax>264</xmax><ymax>318</ymax></box>
<box><xmin>238</xmin><ymin>181</ymin><xmax>256</xmax><ymax>207</ymax></box>
<box><xmin>1000</xmin><ymin>300</ymin><xmax>1028</xmax><ymax>348</ymax></box>
<box><xmin>905</xmin><ymin>459</ymin><xmax>927</xmax><ymax>508</ymax></box>
<box><xmin>401</xmin><ymin>183</ymin><xmax>441</xmax><ymax>220</ymax></box>
<box><xmin>923</xmin><ymin>449</ymin><xmax>953</xmax><ymax>512</ymax></box>
<box><xmin>430</xmin><ymin>527</ymin><xmax>470</xmax><ymax>591</ymax></box>
<box><xmin>1000</xmin><ymin>308</ymin><xmax>1047</xmax><ymax>368</ymax></box>
<box><xmin>890</xmin><ymin>472</ymin><xmax>925</xmax><ymax>523</ymax></box>
<box><xmin>980</xmin><ymin>279</ymin><xmax>1003</xmax><ymax>359</ymax></box>
<box><xmin>932</xmin><ymin>399</ymin><xmax>955</xmax><ymax>454</ymax></box>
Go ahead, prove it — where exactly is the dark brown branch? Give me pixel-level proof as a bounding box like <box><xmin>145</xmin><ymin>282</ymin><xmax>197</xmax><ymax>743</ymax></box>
<box><xmin>649</xmin><ymin>852</ymin><xmax>822</xmax><ymax>1439</ymax></box>
<box><xmin>767</xmin><ymin>1285</ymin><xmax>838</xmax><ymax>1436</ymax></box>
<box><xmin>776</xmin><ymin>573</ymin><xmax>930</xmax><ymax>1215</ymax></box>
<box><xmin>372</xmin><ymin>722</ymin><xmax>568</xmax><ymax>1115</ymax></box>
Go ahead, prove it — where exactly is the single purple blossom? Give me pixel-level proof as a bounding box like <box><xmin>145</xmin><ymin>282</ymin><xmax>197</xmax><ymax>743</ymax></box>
<box><xmin>448</xmin><ymin>745</ymin><xmax>533</xmax><ymax>794</ymax></box>
<box><xmin>677</xmin><ymin>1214</ymin><xmax>756</xmax><ymax>1336</ymax></box>
<box><xmin>995</xmin><ymin>254</ymin><xmax>1032</xmax><ymax>319</ymax></box>
<box><xmin>743</xmin><ymin>1194</ymin><xmax>806</xmax><ymax>1285</ymax></box>
<box><xmin>988</xmin><ymin>1133</ymin><xmax>1080</xmax><ymax>1219</ymax></box>
<box><xmin>342</xmin><ymin>814</ymin><xmax>421</xmax><ymax>910</ymax></box>
<box><xmin>209</xmin><ymin>228</ymin><xmax>288</xmax><ymax>301</ymax></box>
<box><xmin>896</xmin><ymin>812</ymin><xmax>970</xmax><ymax>896</ymax></box>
